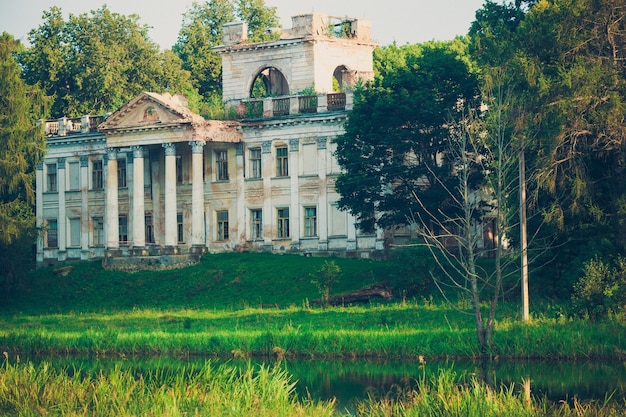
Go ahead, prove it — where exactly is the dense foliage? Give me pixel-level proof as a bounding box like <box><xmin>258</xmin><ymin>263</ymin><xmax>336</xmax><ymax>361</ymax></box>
<box><xmin>335</xmin><ymin>41</ymin><xmax>480</xmax><ymax>232</ymax></box>
<box><xmin>18</xmin><ymin>6</ymin><xmax>197</xmax><ymax>117</ymax></box>
<box><xmin>173</xmin><ymin>0</ymin><xmax>280</xmax><ymax>99</ymax></box>
<box><xmin>0</xmin><ymin>33</ymin><xmax>47</xmax><ymax>291</ymax></box>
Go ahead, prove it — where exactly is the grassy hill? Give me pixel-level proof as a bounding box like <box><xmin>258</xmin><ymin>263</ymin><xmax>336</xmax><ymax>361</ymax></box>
<box><xmin>1</xmin><ymin>250</ymin><xmax>437</xmax><ymax>314</ymax></box>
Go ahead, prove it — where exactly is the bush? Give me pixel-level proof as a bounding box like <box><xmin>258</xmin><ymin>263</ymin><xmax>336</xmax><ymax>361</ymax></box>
<box><xmin>310</xmin><ymin>260</ymin><xmax>341</xmax><ymax>307</ymax></box>
<box><xmin>572</xmin><ymin>256</ymin><xmax>626</xmax><ymax>319</ymax></box>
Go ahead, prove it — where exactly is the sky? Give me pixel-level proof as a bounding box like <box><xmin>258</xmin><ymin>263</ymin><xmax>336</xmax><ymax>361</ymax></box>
<box><xmin>1</xmin><ymin>0</ymin><xmax>487</xmax><ymax>49</ymax></box>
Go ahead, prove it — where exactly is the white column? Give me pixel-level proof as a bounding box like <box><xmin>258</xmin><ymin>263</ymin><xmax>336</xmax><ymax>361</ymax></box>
<box><xmin>235</xmin><ymin>143</ymin><xmax>246</xmax><ymax>246</ymax></box>
<box><xmin>57</xmin><ymin>158</ymin><xmax>67</xmax><ymax>260</ymax></box>
<box><xmin>35</xmin><ymin>163</ymin><xmax>44</xmax><ymax>263</ymax></box>
<box><xmin>80</xmin><ymin>155</ymin><xmax>89</xmax><ymax>258</ymax></box>
<box><xmin>289</xmin><ymin>138</ymin><xmax>300</xmax><ymax>249</ymax></box>
<box><xmin>132</xmin><ymin>146</ymin><xmax>145</xmax><ymax>247</ymax></box>
<box><xmin>163</xmin><ymin>143</ymin><xmax>177</xmax><ymax>246</ymax></box>
<box><xmin>189</xmin><ymin>140</ymin><xmax>206</xmax><ymax>246</ymax></box>
<box><xmin>262</xmin><ymin>141</ymin><xmax>273</xmax><ymax>246</ymax></box>
<box><xmin>347</xmin><ymin>213</ymin><xmax>357</xmax><ymax>250</ymax></box>
<box><xmin>317</xmin><ymin>137</ymin><xmax>328</xmax><ymax>250</ymax></box>
<box><xmin>105</xmin><ymin>148</ymin><xmax>119</xmax><ymax>249</ymax></box>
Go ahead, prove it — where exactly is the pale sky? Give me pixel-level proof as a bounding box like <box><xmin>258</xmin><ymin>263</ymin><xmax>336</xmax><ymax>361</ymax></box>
<box><xmin>1</xmin><ymin>0</ymin><xmax>486</xmax><ymax>49</ymax></box>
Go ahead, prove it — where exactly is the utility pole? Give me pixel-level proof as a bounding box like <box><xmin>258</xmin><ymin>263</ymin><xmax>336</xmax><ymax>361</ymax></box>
<box><xmin>519</xmin><ymin>135</ymin><xmax>529</xmax><ymax>321</ymax></box>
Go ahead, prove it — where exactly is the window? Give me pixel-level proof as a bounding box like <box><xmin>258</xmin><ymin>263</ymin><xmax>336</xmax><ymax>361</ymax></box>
<box><xmin>216</xmin><ymin>150</ymin><xmax>228</xmax><ymax>181</ymax></box>
<box><xmin>92</xmin><ymin>160</ymin><xmax>103</xmax><ymax>190</ymax></box>
<box><xmin>68</xmin><ymin>161</ymin><xmax>80</xmax><ymax>190</ymax></box>
<box><xmin>277</xmin><ymin>208</ymin><xmax>290</xmax><ymax>238</ymax></box>
<box><xmin>145</xmin><ymin>215</ymin><xmax>154</xmax><ymax>244</ymax></box>
<box><xmin>119</xmin><ymin>215</ymin><xmax>128</xmax><ymax>245</ymax></box>
<box><xmin>249</xmin><ymin>148</ymin><xmax>261</xmax><ymax>179</ymax></box>
<box><xmin>304</xmin><ymin>207</ymin><xmax>317</xmax><ymax>237</ymax></box>
<box><xmin>217</xmin><ymin>211</ymin><xmax>229</xmax><ymax>241</ymax></box>
<box><xmin>46</xmin><ymin>219</ymin><xmax>58</xmax><ymax>248</ymax></box>
<box><xmin>93</xmin><ymin>217</ymin><xmax>104</xmax><ymax>246</ymax></box>
<box><xmin>118</xmin><ymin>158</ymin><xmax>127</xmax><ymax>188</ymax></box>
<box><xmin>251</xmin><ymin>209</ymin><xmax>262</xmax><ymax>240</ymax></box>
<box><xmin>46</xmin><ymin>163</ymin><xmax>57</xmax><ymax>192</ymax></box>
<box><xmin>177</xmin><ymin>213</ymin><xmax>184</xmax><ymax>243</ymax></box>
<box><xmin>276</xmin><ymin>147</ymin><xmax>288</xmax><ymax>177</ymax></box>
<box><xmin>69</xmin><ymin>218</ymin><xmax>81</xmax><ymax>247</ymax></box>
<box><xmin>176</xmin><ymin>155</ymin><xmax>183</xmax><ymax>184</ymax></box>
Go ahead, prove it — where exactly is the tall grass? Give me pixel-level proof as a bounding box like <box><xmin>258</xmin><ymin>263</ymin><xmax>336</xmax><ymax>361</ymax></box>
<box><xmin>0</xmin><ymin>360</ymin><xmax>336</xmax><ymax>416</ymax></box>
<box><xmin>356</xmin><ymin>369</ymin><xmax>626</xmax><ymax>417</ymax></box>
<box><xmin>2</xmin><ymin>360</ymin><xmax>624</xmax><ymax>417</ymax></box>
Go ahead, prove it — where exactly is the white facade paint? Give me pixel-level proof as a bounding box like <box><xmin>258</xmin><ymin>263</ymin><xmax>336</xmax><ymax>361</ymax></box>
<box><xmin>35</xmin><ymin>13</ymin><xmax>388</xmax><ymax>268</ymax></box>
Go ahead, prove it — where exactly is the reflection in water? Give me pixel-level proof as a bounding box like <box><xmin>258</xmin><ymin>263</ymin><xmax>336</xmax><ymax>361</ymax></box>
<box><xmin>15</xmin><ymin>355</ymin><xmax>626</xmax><ymax>415</ymax></box>
<box><xmin>281</xmin><ymin>359</ymin><xmax>626</xmax><ymax>414</ymax></box>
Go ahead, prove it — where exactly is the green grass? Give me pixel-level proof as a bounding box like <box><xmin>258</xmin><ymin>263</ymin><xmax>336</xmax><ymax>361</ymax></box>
<box><xmin>1</xmin><ymin>361</ymin><xmax>624</xmax><ymax>417</ymax></box>
<box><xmin>2</xmin><ymin>252</ymin><xmax>428</xmax><ymax>314</ymax></box>
<box><xmin>1</xmin><ymin>251</ymin><xmax>625</xmax><ymax>360</ymax></box>
<box><xmin>0</xmin><ymin>360</ymin><xmax>336</xmax><ymax>417</ymax></box>
<box><xmin>1</xmin><ymin>302</ymin><xmax>625</xmax><ymax>360</ymax></box>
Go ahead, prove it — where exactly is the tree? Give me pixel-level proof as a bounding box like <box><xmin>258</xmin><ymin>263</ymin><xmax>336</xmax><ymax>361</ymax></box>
<box><xmin>469</xmin><ymin>0</ymin><xmax>534</xmax><ymax>320</ymax></box>
<box><xmin>335</xmin><ymin>42</ymin><xmax>480</xmax><ymax>232</ymax></box>
<box><xmin>479</xmin><ymin>0</ymin><xmax>626</xmax><ymax>297</ymax></box>
<box><xmin>310</xmin><ymin>260</ymin><xmax>342</xmax><ymax>308</ymax></box>
<box><xmin>19</xmin><ymin>6</ymin><xmax>197</xmax><ymax>117</ymax></box>
<box><xmin>173</xmin><ymin>0</ymin><xmax>279</xmax><ymax>98</ymax></box>
<box><xmin>334</xmin><ymin>42</ymin><xmax>522</xmax><ymax>354</ymax></box>
<box><xmin>0</xmin><ymin>33</ymin><xmax>47</xmax><ymax>290</ymax></box>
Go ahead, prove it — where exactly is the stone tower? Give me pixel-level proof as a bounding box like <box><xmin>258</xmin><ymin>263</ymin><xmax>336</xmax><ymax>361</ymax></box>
<box><xmin>216</xmin><ymin>13</ymin><xmax>377</xmax><ymax>109</ymax></box>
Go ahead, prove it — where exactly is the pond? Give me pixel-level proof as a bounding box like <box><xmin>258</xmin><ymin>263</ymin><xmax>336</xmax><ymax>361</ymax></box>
<box><xmin>18</xmin><ymin>356</ymin><xmax>626</xmax><ymax>415</ymax></box>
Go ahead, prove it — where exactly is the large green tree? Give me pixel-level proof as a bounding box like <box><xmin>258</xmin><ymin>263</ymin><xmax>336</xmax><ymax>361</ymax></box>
<box><xmin>335</xmin><ymin>41</ymin><xmax>480</xmax><ymax>232</ymax></box>
<box><xmin>173</xmin><ymin>0</ymin><xmax>280</xmax><ymax>99</ymax></box>
<box><xmin>0</xmin><ymin>33</ymin><xmax>47</xmax><ymax>289</ymax></box>
<box><xmin>19</xmin><ymin>6</ymin><xmax>197</xmax><ymax>117</ymax></box>
<box><xmin>471</xmin><ymin>0</ymin><xmax>626</xmax><ymax>296</ymax></box>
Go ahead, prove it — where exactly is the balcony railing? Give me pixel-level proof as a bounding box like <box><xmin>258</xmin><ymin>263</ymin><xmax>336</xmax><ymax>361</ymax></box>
<box><xmin>298</xmin><ymin>95</ymin><xmax>318</xmax><ymax>113</ymax></box>
<box><xmin>41</xmin><ymin>115</ymin><xmax>105</xmax><ymax>137</ymax></box>
<box><xmin>273</xmin><ymin>97</ymin><xmax>291</xmax><ymax>116</ymax></box>
<box><xmin>237</xmin><ymin>91</ymin><xmax>351</xmax><ymax>120</ymax></box>
<box><xmin>327</xmin><ymin>93</ymin><xmax>346</xmax><ymax>111</ymax></box>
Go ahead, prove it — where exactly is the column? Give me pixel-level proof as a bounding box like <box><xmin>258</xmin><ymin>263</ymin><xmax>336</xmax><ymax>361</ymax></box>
<box><xmin>163</xmin><ymin>143</ymin><xmax>177</xmax><ymax>246</ymax></box>
<box><xmin>35</xmin><ymin>163</ymin><xmax>43</xmax><ymax>263</ymax></box>
<box><xmin>347</xmin><ymin>213</ymin><xmax>357</xmax><ymax>250</ymax></box>
<box><xmin>289</xmin><ymin>138</ymin><xmax>300</xmax><ymax>250</ymax></box>
<box><xmin>57</xmin><ymin>158</ymin><xmax>67</xmax><ymax>260</ymax></box>
<box><xmin>80</xmin><ymin>155</ymin><xmax>89</xmax><ymax>258</ymax></box>
<box><xmin>235</xmin><ymin>143</ymin><xmax>245</xmax><ymax>247</ymax></box>
<box><xmin>261</xmin><ymin>141</ymin><xmax>273</xmax><ymax>247</ymax></box>
<box><xmin>132</xmin><ymin>146</ymin><xmax>145</xmax><ymax>247</ymax></box>
<box><xmin>317</xmin><ymin>137</ymin><xmax>328</xmax><ymax>250</ymax></box>
<box><xmin>189</xmin><ymin>141</ymin><xmax>206</xmax><ymax>247</ymax></box>
<box><xmin>105</xmin><ymin>148</ymin><xmax>119</xmax><ymax>249</ymax></box>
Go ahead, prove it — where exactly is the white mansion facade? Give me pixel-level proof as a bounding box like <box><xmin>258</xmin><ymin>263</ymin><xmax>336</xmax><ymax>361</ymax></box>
<box><xmin>35</xmin><ymin>13</ymin><xmax>394</xmax><ymax>268</ymax></box>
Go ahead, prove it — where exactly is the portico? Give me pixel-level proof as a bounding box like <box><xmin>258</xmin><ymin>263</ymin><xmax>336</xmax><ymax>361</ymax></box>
<box><xmin>98</xmin><ymin>92</ymin><xmax>241</xmax><ymax>257</ymax></box>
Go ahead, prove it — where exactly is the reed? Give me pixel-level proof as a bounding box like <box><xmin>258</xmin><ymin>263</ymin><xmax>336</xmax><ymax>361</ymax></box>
<box><xmin>0</xmin><ymin>360</ymin><xmax>336</xmax><ymax>416</ymax></box>
<box><xmin>2</xmin><ymin>360</ymin><xmax>624</xmax><ymax>417</ymax></box>
<box><xmin>355</xmin><ymin>369</ymin><xmax>626</xmax><ymax>417</ymax></box>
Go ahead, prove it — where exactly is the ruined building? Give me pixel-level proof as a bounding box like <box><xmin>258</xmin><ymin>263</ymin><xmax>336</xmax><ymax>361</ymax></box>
<box><xmin>35</xmin><ymin>13</ymin><xmax>384</xmax><ymax>269</ymax></box>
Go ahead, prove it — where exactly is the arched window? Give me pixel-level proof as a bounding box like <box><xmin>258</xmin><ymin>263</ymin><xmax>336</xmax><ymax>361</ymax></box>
<box><xmin>250</xmin><ymin>67</ymin><xmax>289</xmax><ymax>98</ymax></box>
<box><xmin>332</xmin><ymin>66</ymin><xmax>349</xmax><ymax>92</ymax></box>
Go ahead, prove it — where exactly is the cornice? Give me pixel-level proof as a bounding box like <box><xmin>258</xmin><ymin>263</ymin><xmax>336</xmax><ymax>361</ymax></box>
<box><xmin>46</xmin><ymin>132</ymin><xmax>106</xmax><ymax>147</ymax></box>
<box><xmin>240</xmin><ymin>112</ymin><xmax>347</xmax><ymax>131</ymax></box>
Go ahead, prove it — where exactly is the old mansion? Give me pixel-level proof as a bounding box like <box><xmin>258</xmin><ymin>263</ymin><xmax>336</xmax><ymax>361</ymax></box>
<box><xmin>35</xmin><ymin>13</ymin><xmax>394</xmax><ymax>269</ymax></box>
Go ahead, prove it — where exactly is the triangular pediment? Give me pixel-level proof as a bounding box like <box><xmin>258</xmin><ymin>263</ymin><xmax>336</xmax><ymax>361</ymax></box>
<box><xmin>98</xmin><ymin>92</ymin><xmax>205</xmax><ymax>132</ymax></box>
